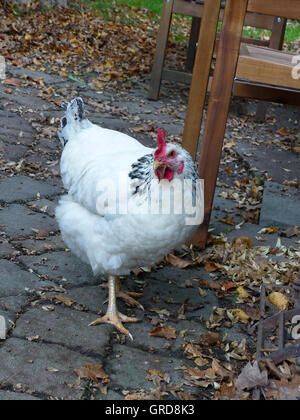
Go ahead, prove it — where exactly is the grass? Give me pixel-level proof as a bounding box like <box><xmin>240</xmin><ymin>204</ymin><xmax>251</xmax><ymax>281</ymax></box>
<box><xmin>87</xmin><ymin>0</ymin><xmax>299</xmax><ymax>47</ymax></box>
<box><xmin>86</xmin><ymin>0</ymin><xmax>163</xmax><ymax>21</ymax></box>
<box><xmin>89</xmin><ymin>0</ymin><xmax>163</xmax><ymax>14</ymax></box>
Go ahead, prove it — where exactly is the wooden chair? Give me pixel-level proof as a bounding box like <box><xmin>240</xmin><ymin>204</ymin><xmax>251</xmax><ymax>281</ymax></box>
<box><xmin>148</xmin><ymin>0</ymin><xmax>287</xmax><ymax>102</ymax></box>
<box><xmin>182</xmin><ymin>0</ymin><xmax>300</xmax><ymax>248</ymax></box>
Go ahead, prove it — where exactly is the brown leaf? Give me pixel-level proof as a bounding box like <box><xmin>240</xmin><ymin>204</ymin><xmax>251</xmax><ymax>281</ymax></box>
<box><xmin>283</xmin><ymin>180</ymin><xmax>299</xmax><ymax>188</ymax></box>
<box><xmin>292</xmin><ymin>146</ymin><xmax>300</xmax><ymax>155</ymax></box>
<box><xmin>36</xmin><ymin>229</ymin><xmax>49</xmax><ymax>239</ymax></box>
<box><xmin>199</xmin><ymin>279</ymin><xmax>221</xmax><ymax>291</ymax></box>
<box><xmin>166</xmin><ymin>254</ymin><xmax>193</xmax><ymax>269</ymax></box>
<box><xmin>199</xmin><ymin>331</ymin><xmax>222</xmax><ymax>347</ymax></box>
<box><xmin>51</xmin><ymin>294</ymin><xmax>75</xmax><ymax>307</ymax></box>
<box><xmin>149</xmin><ymin>325</ymin><xmax>176</xmax><ymax>340</ymax></box>
<box><xmin>221</xmin><ymin>280</ymin><xmax>236</xmax><ymax>293</ymax></box>
<box><xmin>74</xmin><ymin>363</ymin><xmax>109</xmax><ymax>384</ymax></box>
<box><xmin>220</xmin><ymin>217</ymin><xmax>235</xmax><ymax>226</ymax></box>
<box><xmin>177</xmin><ymin>391</ymin><xmax>196</xmax><ymax>400</ymax></box>
<box><xmin>276</xmin><ymin>127</ymin><xmax>291</xmax><ymax>136</ymax></box>
<box><xmin>264</xmin><ymin>372</ymin><xmax>300</xmax><ymax>400</ymax></box>
<box><xmin>260</xmin><ymin>227</ymin><xmax>279</xmax><ymax>235</ymax></box>
<box><xmin>181</xmin><ymin>343</ymin><xmax>209</xmax><ymax>367</ymax></box>
<box><xmin>3</xmin><ymin>78</ymin><xmax>22</xmax><ymax>86</ymax></box>
<box><xmin>280</xmin><ymin>225</ymin><xmax>298</xmax><ymax>238</ymax></box>
<box><xmin>204</xmin><ymin>260</ymin><xmax>220</xmax><ymax>272</ymax></box>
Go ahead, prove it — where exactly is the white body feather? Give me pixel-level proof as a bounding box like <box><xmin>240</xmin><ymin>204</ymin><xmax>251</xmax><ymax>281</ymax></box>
<box><xmin>56</xmin><ymin>100</ymin><xmax>200</xmax><ymax>275</ymax></box>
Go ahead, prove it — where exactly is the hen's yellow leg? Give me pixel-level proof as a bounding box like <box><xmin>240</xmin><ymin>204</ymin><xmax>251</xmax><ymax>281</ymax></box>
<box><xmin>101</xmin><ymin>277</ymin><xmax>144</xmax><ymax>310</ymax></box>
<box><xmin>90</xmin><ymin>275</ymin><xmax>140</xmax><ymax>340</ymax></box>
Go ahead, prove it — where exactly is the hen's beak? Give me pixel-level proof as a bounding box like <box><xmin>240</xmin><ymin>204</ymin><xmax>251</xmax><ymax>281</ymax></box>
<box><xmin>153</xmin><ymin>160</ymin><xmax>165</xmax><ymax>170</ymax></box>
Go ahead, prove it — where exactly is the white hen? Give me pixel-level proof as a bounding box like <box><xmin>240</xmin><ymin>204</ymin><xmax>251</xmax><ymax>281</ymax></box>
<box><xmin>56</xmin><ymin>98</ymin><xmax>203</xmax><ymax>339</ymax></box>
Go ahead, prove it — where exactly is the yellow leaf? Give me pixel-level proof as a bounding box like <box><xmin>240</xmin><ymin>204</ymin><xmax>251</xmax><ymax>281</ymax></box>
<box><xmin>268</xmin><ymin>292</ymin><xmax>289</xmax><ymax>311</ymax></box>
<box><xmin>232</xmin><ymin>237</ymin><xmax>252</xmax><ymax>248</ymax></box>
<box><xmin>237</xmin><ymin>286</ymin><xmax>250</xmax><ymax>300</ymax></box>
<box><xmin>228</xmin><ymin>309</ymin><xmax>250</xmax><ymax>324</ymax></box>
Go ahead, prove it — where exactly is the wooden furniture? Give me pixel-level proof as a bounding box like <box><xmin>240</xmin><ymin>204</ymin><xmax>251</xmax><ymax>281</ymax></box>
<box><xmin>148</xmin><ymin>0</ymin><xmax>287</xmax><ymax>101</ymax></box>
<box><xmin>182</xmin><ymin>0</ymin><xmax>300</xmax><ymax>248</ymax></box>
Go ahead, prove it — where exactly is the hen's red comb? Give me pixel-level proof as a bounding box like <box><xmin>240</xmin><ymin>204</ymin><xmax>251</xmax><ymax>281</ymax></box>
<box><xmin>156</xmin><ymin>128</ymin><xmax>166</xmax><ymax>150</ymax></box>
<box><xmin>154</xmin><ymin>129</ymin><xmax>167</xmax><ymax>160</ymax></box>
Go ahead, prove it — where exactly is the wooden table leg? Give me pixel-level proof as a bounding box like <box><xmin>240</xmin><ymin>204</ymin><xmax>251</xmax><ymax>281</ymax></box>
<box><xmin>255</xmin><ymin>16</ymin><xmax>287</xmax><ymax>121</ymax></box>
<box><xmin>148</xmin><ymin>0</ymin><xmax>174</xmax><ymax>100</ymax></box>
<box><xmin>182</xmin><ymin>0</ymin><xmax>222</xmax><ymax>160</ymax></box>
<box><xmin>185</xmin><ymin>17</ymin><xmax>201</xmax><ymax>73</ymax></box>
<box><xmin>191</xmin><ymin>0</ymin><xmax>248</xmax><ymax>248</ymax></box>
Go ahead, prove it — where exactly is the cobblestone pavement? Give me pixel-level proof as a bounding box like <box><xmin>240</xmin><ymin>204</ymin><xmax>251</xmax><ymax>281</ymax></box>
<box><xmin>0</xmin><ymin>64</ymin><xmax>299</xmax><ymax>400</ymax></box>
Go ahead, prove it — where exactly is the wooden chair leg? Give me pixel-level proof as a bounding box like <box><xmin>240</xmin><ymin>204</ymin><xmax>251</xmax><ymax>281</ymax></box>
<box><xmin>255</xmin><ymin>16</ymin><xmax>287</xmax><ymax>121</ymax></box>
<box><xmin>192</xmin><ymin>0</ymin><xmax>248</xmax><ymax>248</ymax></box>
<box><xmin>185</xmin><ymin>17</ymin><xmax>201</xmax><ymax>73</ymax></box>
<box><xmin>182</xmin><ymin>0</ymin><xmax>222</xmax><ymax>160</ymax></box>
<box><xmin>148</xmin><ymin>0</ymin><xmax>174</xmax><ymax>100</ymax></box>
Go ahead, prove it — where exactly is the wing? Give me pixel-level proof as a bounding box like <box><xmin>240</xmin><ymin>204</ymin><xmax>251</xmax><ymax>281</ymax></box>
<box><xmin>60</xmin><ymin>124</ymin><xmax>153</xmax><ymax>216</ymax></box>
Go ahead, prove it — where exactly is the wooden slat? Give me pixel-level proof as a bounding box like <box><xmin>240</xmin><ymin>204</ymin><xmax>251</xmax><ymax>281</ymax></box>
<box><xmin>148</xmin><ymin>0</ymin><xmax>174</xmax><ymax>100</ymax></box>
<box><xmin>192</xmin><ymin>0</ymin><xmax>248</xmax><ymax>248</ymax></box>
<box><xmin>237</xmin><ymin>45</ymin><xmax>300</xmax><ymax>90</ymax></box>
<box><xmin>256</xmin><ymin>16</ymin><xmax>287</xmax><ymax>121</ymax></box>
<box><xmin>173</xmin><ymin>0</ymin><xmax>204</xmax><ymax>18</ymax></box>
<box><xmin>174</xmin><ymin>0</ymin><xmax>275</xmax><ymax>28</ymax></box>
<box><xmin>234</xmin><ymin>81</ymin><xmax>300</xmax><ymax>106</ymax></box>
<box><xmin>182</xmin><ymin>0</ymin><xmax>222</xmax><ymax>160</ymax></box>
<box><xmin>162</xmin><ymin>72</ymin><xmax>300</xmax><ymax>106</ymax></box>
<box><xmin>162</xmin><ymin>68</ymin><xmax>192</xmax><ymax>84</ymax></box>
<box><xmin>243</xmin><ymin>12</ymin><xmax>274</xmax><ymax>29</ymax></box>
<box><xmin>186</xmin><ymin>17</ymin><xmax>201</xmax><ymax>72</ymax></box>
<box><xmin>248</xmin><ymin>0</ymin><xmax>300</xmax><ymax>20</ymax></box>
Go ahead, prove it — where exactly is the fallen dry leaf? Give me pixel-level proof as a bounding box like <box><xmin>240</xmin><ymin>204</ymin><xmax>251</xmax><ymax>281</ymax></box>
<box><xmin>220</xmin><ymin>217</ymin><xmax>235</xmax><ymax>226</ymax></box>
<box><xmin>264</xmin><ymin>372</ymin><xmax>300</xmax><ymax>400</ymax></box>
<box><xmin>237</xmin><ymin>286</ymin><xmax>250</xmax><ymax>300</ymax></box>
<box><xmin>74</xmin><ymin>363</ymin><xmax>109</xmax><ymax>384</ymax></box>
<box><xmin>221</xmin><ymin>280</ymin><xmax>236</xmax><ymax>293</ymax></box>
<box><xmin>232</xmin><ymin>237</ymin><xmax>252</xmax><ymax>248</ymax></box>
<box><xmin>257</xmin><ymin>227</ymin><xmax>279</xmax><ymax>235</ymax></box>
<box><xmin>204</xmin><ymin>260</ymin><xmax>223</xmax><ymax>272</ymax></box>
<box><xmin>228</xmin><ymin>309</ymin><xmax>250</xmax><ymax>324</ymax></box>
<box><xmin>282</xmin><ymin>180</ymin><xmax>299</xmax><ymax>188</ymax></box>
<box><xmin>276</xmin><ymin>127</ymin><xmax>291</xmax><ymax>136</ymax></box>
<box><xmin>199</xmin><ymin>331</ymin><xmax>223</xmax><ymax>347</ymax></box>
<box><xmin>280</xmin><ymin>225</ymin><xmax>298</xmax><ymax>238</ymax></box>
<box><xmin>199</xmin><ymin>279</ymin><xmax>221</xmax><ymax>291</ymax></box>
<box><xmin>149</xmin><ymin>325</ymin><xmax>176</xmax><ymax>340</ymax></box>
<box><xmin>268</xmin><ymin>292</ymin><xmax>290</xmax><ymax>311</ymax></box>
<box><xmin>166</xmin><ymin>254</ymin><xmax>194</xmax><ymax>269</ymax></box>
<box><xmin>51</xmin><ymin>294</ymin><xmax>75</xmax><ymax>307</ymax></box>
<box><xmin>3</xmin><ymin>78</ymin><xmax>22</xmax><ymax>86</ymax></box>
<box><xmin>235</xmin><ymin>361</ymin><xmax>268</xmax><ymax>390</ymax></box>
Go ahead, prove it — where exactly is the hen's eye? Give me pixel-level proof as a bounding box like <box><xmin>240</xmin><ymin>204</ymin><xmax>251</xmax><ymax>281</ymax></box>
<box><xmin>168</xmin><ymin>151</ymin><xmax>176</xmax><ymax>158</ymax></box>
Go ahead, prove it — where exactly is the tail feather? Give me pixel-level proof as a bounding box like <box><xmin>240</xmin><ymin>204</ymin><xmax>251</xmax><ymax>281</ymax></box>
<box><xmin>58</xmin><ymin>97</ymin><xmax>92</xmax><ymax>147</ymax></box>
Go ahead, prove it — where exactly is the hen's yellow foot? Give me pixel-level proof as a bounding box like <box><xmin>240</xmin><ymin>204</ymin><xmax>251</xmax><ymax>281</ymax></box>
<box><xmin>89</xmin><ymin>312</ymin><xmax>139</xmax><ymax>341</ymax></box>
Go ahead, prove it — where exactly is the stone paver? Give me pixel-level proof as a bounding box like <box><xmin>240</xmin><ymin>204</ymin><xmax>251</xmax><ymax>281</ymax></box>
<box><xmin>0</xmin><ymin>176</ymin><xmax>60</xmax><ymax>203</ymax></box>
<box><xmin>0</xmin><ymin>204</ymin><xmax>58</xmax><ymax>238</ymax></box>
<box><xmin>0</xmin><ymin>338</ymin><xmax>102</xmax><ymax>400</ymax></box>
